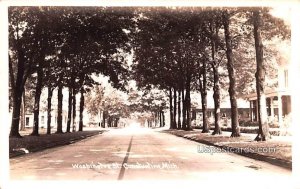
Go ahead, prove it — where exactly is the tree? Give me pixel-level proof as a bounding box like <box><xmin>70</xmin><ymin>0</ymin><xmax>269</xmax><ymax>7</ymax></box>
<box><xmin>33</xmin><ymin>7</ymin><xmax>133</xmax><ymax>132</ymax></box>
<box><xmin>222</xmin><ymin>10</ymin><xmax>241</xmax><ymax>137</ymax></box>
<box><xmin>133</xmin><ymin>8</ymin><xmax>216</xmax><ymax>131</ymax></box>
<box><xmin>85</xmin><ymin>84</ymin><xmax>105</xmax><ymax>123</ymax></box>
<box><xmin>127</xmin><ymin>87</ymin><xmax>168</xmax><ymax>128</ymax></box>
<box><xmin>30</xmin><ymin>8</ymin><xmax>55</xmax><ymax>136</ymax></box>
<box><xmin>197</xmin><ymin>56</ymin><xmax>210</xmax><ymax>133</ymax></box>
<box><xmin>206</xmin><ymin>10</ymin><xmax>224</xmax><ymax>135</ymax></box>
<box><xmin>253</xmin><ymin>9</ymin><xmax>270</xmax><ymax>141</ymax></box>
<box><xmin>132</xmin><ymin>8</ymin><xmax>181</xmax><ymax>129</ymax></box>
<box><xmin>9</xmin><ymin>7</ymin><xmax>46</xmax><ymax>137</ymax></box>
<box><xmin>44</xmin><ymin>44</ymin><xmax>63</xmax><ymax>135</ymax></box>
<box><xmin>227</xmin><ymin>8</ymin><xmax>290</xmax><ymax>140</ymax></box>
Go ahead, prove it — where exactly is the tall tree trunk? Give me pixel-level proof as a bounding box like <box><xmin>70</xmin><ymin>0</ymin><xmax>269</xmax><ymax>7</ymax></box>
<box><xmin>109</xmin><ymin>116</ymin><xmax>112</xmax><ymax>127</ymax></box>
<box><xmin>173</xmin><ymin>88</ymin><xmax>177</xmax><ymax>129</ymax></box>
<box><xmin>158</xmin><ymin>111</ymin><xmax>160</xmax><ymax>127</ymax></box>
<box><xmin>154</xmin><ymin>112</ymin><xmax>158</xmax><ymax>127</ymax></box>
<box><xmin>31</xmin><ymin>68</ymin><xmax>43</xmax><ymax>136</ymax></box>
<box><xmin>98</xmin><ymin>111</ymin><xmax>102</xmax><ymax>127</ymax></box>
<box><xmin>20</xmin><ymin>92</ymin><xmax>25</xmax><ymax>131</ymax></box>
<box><xmin>177</xmin><ymin>90</ymin><xmax>181</xmax><ymax>129</ymax></box>
<box><xmin>212</xmin><ymin>64</ymin><xmax>222</xmax><ymax>135</ymax></box>
<box><xmin>253</xmin><ymin>10</ymin><xmax>270</xmax><ymax>141</ymax></box>
<box><xmin>10</xmin><ymin>46</ymin><xmax>26</xmax><ymax>138</ymax></box>
<box><xmin>162</xmin><ymin>111</ymin><xmax>165</xmax><ymax>127</ymax></box>
<box><xmin>72</xmin><ymin>89</ymin><xmax>77</xmax><ymax>132</ymax></box>
<box><xmin>107</xmin><ymin>116</ymin><xmax>110</xmax><ymax>127</ymax></box>
<box><xmin>186</xmin><ymin>76</ymin><xmax>191</xmax><ymax>130</ymax></box>
<box><xmin>201</xmin><ymin>91</ymin><xmax>209</xmax><ymax>133</ymax></box>
<box><xmin>159</xmin><ymin>111</ymin><xmax>163</xmax><ymax>127</ymax></box>
<box><xmin>10</xmin><ymin>91</ymin><xmax>23</xmax><ymax>137</ymax></box>
<box><xmin>66</xmin><ymin>87</ymin><xmax>72</xmax><ymax>133</ymax></box>
<box><xmin>115</xmin><ymin>118</ymin><xmax>119</xmax><ymax>127</ymax></box>
<box><xmin>79</xmin><ymin>88</ymin><xmax>84</xmax><ymax>131</ymax></box>
<box><xmin>223</xmin><ymin>10</ymin><xmax>240</xmax><ymax>137</ymax></box>
<box><xmin>181</xmin><ymin>87</ymin><xmax>187</xmax><ymax>130</ymax></box>
<box><xmin>102</xmin><ymin>111</ymin><xmax>106</xmax><ymax>128</ymax></box>
<box><xmin>210</xmin><ymin>22</ymin><xmax>222</xmax><ymax>135</ymax></box>
<box><xmin>47</xmin><ymin>86</ymin><xmax>53</xmax><ymax>135</ymax></box>
<box><xmin>56</xmin><ymin>85</ymin><xmax>63</xmax><ymax>133</ymax></box>
<box><xmin>9</xmin><ymin>54</ymin><xmax>15</xmax><ymax>112</ymax></box>
<box><xmin>169</xmin><ymin>87</ymin><xmax>174</xmax><ymax>129</ymax></box>
<box><xmin>200</xmin><ymin>60</ymin><xmax>209</xmax><ymax>133</ymax></box>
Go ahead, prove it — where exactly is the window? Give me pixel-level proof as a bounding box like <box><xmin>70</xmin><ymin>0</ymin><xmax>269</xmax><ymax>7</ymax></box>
<box><xmin>284</xmin><ymin>69</ymin><xmax>288</xmax><ymax>88</ymax></box>
<box><xmin>26</xmin><ymin>117</ymin><xmax>29</xmax><ymax>126</ymax></box>
<box><xmin>41</xmin><ymin>116</ymin><xmax>45</xmax><ymax>125</ymax></box>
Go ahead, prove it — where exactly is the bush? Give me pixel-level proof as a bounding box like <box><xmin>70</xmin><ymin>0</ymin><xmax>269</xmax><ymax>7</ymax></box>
<box><xmin>242</xmin><ymin>121</ymin><xmax>259</xmax><ymax>127</ymax></box>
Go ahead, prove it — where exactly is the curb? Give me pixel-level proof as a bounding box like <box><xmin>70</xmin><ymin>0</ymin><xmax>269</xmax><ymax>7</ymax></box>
<box><xmin>9</xmin><ymin>131</ymin><xmax>105</xmax><ymax>158</ymax></box>
<box><xmin>167</xmin><ymin>132</ymin><xmax>292</xmax><ymax>170</ymax></box>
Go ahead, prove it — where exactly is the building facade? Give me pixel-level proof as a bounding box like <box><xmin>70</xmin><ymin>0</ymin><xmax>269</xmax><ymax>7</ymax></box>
<box><xmin>244</xmin><ymin>62</ymin><xmax>292</xmax><ymax>128</ymax></box>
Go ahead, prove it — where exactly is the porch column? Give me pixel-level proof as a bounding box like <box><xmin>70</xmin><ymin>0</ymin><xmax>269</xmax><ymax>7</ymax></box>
<box><xmin>256</xmin><ymin>100</ymin><xmax>259</xmax><ymax>122</ymax></box>
<box><xmin>250</xmin><ymin>100</ymin><xmax>253</xmax><ymax>122</ymax></box>
<box><xmin>278</xmin><ymin>94</ymin><xmax>283</xmax><ymax>127</ymax></box>
<box><xmin>270</xmin><ymin>97</ymin><xmax>274</xmax><ymax>118</ymax></box>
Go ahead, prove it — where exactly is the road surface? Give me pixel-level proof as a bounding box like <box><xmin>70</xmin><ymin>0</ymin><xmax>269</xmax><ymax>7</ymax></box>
<box><xmin>10</xmin><ymin>127</ymin><xmax>293</xmax><ymax>187</ymax></box>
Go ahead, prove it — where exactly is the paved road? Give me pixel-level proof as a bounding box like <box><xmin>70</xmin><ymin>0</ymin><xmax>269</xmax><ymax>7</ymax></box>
<box><xmin>10</xmin><ymin>127</ymin><xmax>292</xmax><ymax>187</ymax></box>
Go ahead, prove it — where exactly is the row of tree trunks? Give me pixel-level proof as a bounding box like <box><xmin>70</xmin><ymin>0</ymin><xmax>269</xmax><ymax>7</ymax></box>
<box><xmin>106</xmin><ymin>116</ymin><xmax>119</xmax><ymax>127</ymax></box>
<box><xmin>31</xmin><ymin>66</ymin><xmax>43</xmax><ymax>136</ymax></box>
<box><xmin>28</xmin><ymin>81</ymin><xmax>83</xmax><ymax>136</ymax></box>
<box><xmin>168</xmin><ymin>80</ymin><xmax>192</xmax><ymax>130</ymax></box>
<box><xmin>100</xmin><ymin>111</ymin><xmax>121</xmax><ymax>128</ymax></box>
<box><xmin>29</xmin><ymin>62</ymin><xmax>84</xmax><ymax>136</ymax></box>
<box><xmin>154</xmin><ymin>110</ymin><xmax>165</xmax><ymax>128</ymax></box>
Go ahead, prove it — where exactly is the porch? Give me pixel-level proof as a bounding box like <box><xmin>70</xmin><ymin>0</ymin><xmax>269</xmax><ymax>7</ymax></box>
<box><xmin>245</xmin><ymin>89</ymin><xmax>291</xmax><ymax>128</ymax></box>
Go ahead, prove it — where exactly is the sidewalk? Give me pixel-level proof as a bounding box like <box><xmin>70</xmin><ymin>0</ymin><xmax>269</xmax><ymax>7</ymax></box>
<box><xmin>9</xmin><ymin>129</ymin><xmax>107</xmax><ymax>158</ymax></box>
<box><xmin>161</xmin><ymin>129</ymin><xmax>292</xmax><ymax>170</ymax></box>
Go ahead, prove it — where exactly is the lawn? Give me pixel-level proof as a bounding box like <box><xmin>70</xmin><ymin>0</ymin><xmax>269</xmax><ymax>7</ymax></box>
<box><xmin>162</xmin><ymin>129</ymin><xmax>292</xmax><ymax>169</ymax></box>
<box><xmin>9</xmin><ymin>128</ymin><xmax>106</xmax><ymax>158</ymax></box>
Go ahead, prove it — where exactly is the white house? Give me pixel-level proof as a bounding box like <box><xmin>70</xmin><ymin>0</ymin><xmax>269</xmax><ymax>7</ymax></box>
<box><xmin>244</xmin><ymin>60</ymin><xmax>292</xmax><ymax>128</ymax></box>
